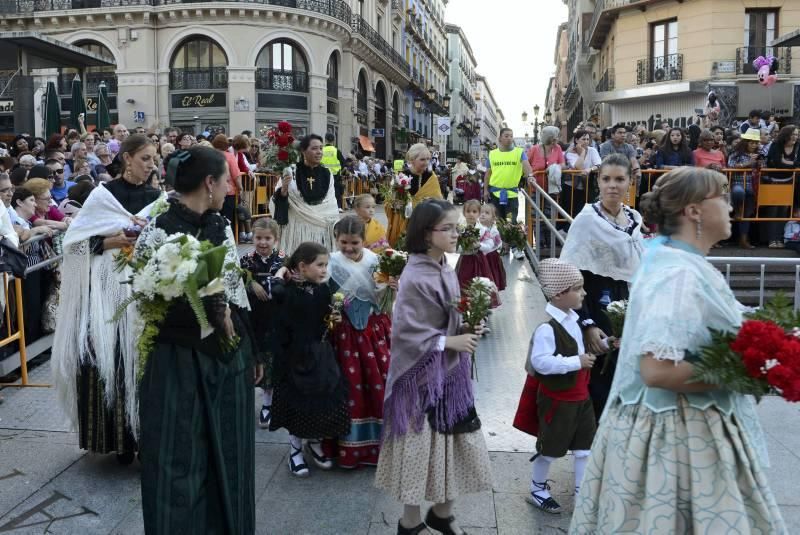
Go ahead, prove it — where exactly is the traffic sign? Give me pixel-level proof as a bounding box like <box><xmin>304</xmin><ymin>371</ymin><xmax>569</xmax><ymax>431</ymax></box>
<box><xmin>437</xmin><ymin>117</ymin><xmax>451</xmax><ymax>136</ymax></box>
<box><xmin>371</xmin><ymin>128</ymin><xmax>385</xmax><ymax>137</ymax></box>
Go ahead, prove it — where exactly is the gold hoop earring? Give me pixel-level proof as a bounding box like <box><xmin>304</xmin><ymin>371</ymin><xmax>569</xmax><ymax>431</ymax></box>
<box><xmin>696</xmin><ymin>218</ymin><xmax>702</xmax><ymax>240</ymax></box>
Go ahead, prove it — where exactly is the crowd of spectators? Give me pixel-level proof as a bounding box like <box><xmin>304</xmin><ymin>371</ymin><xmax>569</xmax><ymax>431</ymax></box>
<box><xmin>523</xmin><ymin>109</ymin><xmax>800</xmax><ymax>250</ymax></box>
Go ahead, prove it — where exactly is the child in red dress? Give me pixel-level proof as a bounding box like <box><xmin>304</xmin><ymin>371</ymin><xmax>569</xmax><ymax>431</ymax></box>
<box><xmin>456</xmin><ymin>200</ymin><xmax>499</xmax><ymax>307</ymax></box>
<box><xmin>479</xmin><ymin>203</ymin><xmax>506</xmax><ymax>291</ymax></box>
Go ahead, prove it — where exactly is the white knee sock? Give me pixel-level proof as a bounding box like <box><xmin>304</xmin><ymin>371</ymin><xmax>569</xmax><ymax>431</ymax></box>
<box><xmin>531</xmin><ymin>454</ymin><xmax>557</xmax><ymax>498</ymax></box>
<box><xmin>289</xmin><ymin>435</ymin><xmax>303</xmax><ymax>450</ymax></box>
<box><xmin>574</xmin><ymin>450</ymin><xmax>591</xmax><ymax>495</ymax></box>
<box><xmin>262</xmin><ymin>389</ymin><xmax>273</xmax><ymax>407</ymax></box>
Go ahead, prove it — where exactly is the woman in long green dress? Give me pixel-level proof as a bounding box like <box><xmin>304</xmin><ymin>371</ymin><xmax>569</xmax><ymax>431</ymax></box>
<box><xmin>570</xmin><ymin>167</ymin><xmax>785</xmax><ymax>534</ymax></box>
<box><xmin>136</xmin><ymin>146</ymin><xmax>261</xmax><ymax>534</ymax></box>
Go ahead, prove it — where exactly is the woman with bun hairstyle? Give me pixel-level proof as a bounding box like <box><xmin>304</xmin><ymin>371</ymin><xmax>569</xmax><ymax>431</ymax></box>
<box><xmin>570</xmin><ymin>167</ymin><xmax>785</xmax><ymax>534</ymax></box>
<box><xmin>52</xmin><ymin>134</ymin><xmax>162</xmax><ymax>465</ymax></box>
<box><xmin>559</xmin><ymin>153</ymin><xmax>645</xmax><ymax>420</ymax></box>
<box><xmin>135</xmin><ymin>146</ymin><xmax>258</xmax><ymax>534</ymax></box>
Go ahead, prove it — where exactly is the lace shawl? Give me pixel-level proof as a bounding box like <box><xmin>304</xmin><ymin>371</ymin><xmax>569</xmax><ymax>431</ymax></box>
<box><xmin>560</xmin><ymin>203</ymin><xmax>644</xmax><ymax>282</ymax></box>
<box><xmin>51</xmin><ymin>185</ymin><xmax>164</xmax><ymax>434</ymax></box>
<box><xmin>329</xmin><ymin>250</ymin><xmax>379</xmax><ymax>305</ymax></box>
<box><xmin>269</xmin><ymin>170</ymin><xmax>338</xmax><ymax>253</ymax></box>
<box><xmin>607</xmin><ymin>237</ymin><xmax>769</xmax><ymax>467</ymax></box>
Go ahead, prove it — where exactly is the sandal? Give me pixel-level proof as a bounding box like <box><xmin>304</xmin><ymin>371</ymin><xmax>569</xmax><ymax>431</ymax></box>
<box><xmin>288</xmin><ymin>446</ymin><xmax>309</xmax><ymax>477</ymax></box>
<box><xmin>424</xmin><ymin>508</ymin><xmax>467</xmax><ymax>535</ymax></box>
<box><xmin>525</xmin><ymin>480</ymin><xmax>562</xmax><ymax>514</ymax></box>
<box><xmin>397</xmin><ymin>520</ymin><xmax>428</xmax><ymax>535</ymax></box>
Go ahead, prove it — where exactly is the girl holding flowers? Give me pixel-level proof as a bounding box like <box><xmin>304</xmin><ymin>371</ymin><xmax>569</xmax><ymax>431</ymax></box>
<box><xmin>570</xmin><ymin>167</ymin><xmax>785</xmax><ymax>534</ymax></box>
<box><xmin>328</xmin><ymin>215</ymin><xmax>394</xmax><ymax>468</ymax></box>
<box><xmin>376</xmin><ymin>199</ymin><xmax>492</xmax><ymax>535</ymax></box>
<box><xmin>479</xmin><ymin>203</ymin><xmax>506</xmax><ymax>291</ymax></box>
<box><xmin>269</xmin><ymin>242</ymin><xmax>350</xmax><ymax>477</ymax></box>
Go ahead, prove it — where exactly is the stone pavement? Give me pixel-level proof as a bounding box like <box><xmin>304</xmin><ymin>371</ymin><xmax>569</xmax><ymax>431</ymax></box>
<box><xmin>0</xmin><ymin>258</ymin><xmax>798</xmax><ymax>534</ymax></box>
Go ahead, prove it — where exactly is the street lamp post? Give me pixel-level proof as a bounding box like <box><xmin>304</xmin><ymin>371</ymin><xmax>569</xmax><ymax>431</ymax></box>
<box><xmin>522</xmin><ymin>104</ymin><xmax>541</xmax><ymax>144</ymax></box>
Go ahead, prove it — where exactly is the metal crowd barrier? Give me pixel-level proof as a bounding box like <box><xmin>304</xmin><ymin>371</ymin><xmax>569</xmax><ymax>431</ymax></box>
<box><xmin>530</xmin><ymin>167</ymin><xmax>800</xmax><ymax>225</ymax></box>
<box><xmin>0</xmin><ymin>232</ymin><xmax>63</xmax><ymax>386</ymax></box>
<box><xmin>709</xmin><ymin>257</ymin><xmax>800</xmax><ymax>311</ymax></box>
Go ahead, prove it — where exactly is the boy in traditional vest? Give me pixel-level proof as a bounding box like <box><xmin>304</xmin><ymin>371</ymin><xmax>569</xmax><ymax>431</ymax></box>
<box><xmin>521</xmin><ymin>258</ymin><xmax>597</xmax><ymax>514</ymax></box>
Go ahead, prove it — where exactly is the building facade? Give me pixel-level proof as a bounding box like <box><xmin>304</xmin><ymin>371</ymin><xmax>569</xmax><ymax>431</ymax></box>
<box><xmin>0</xmin><ymin>0</ymin><xmax>415</xmax><ymax>158</ymax></box>
<box><xmin>474</xmin><ymin>75</ymin><xmax>504</xmax><ymax>161</ymax></box>
<box><xmin>398</xmin><ymin>0</ymin><xmax>449</xmax><ymax>157</ymax></box>
<box><xmin>551</xmin><ymin>0</ymin><xmax>800</xmax><ymax>133</ymax></box>
<box><xmin>445</xmin><ymin>23</ymin><xmax>478</xmax><ymax>160</ymax></box>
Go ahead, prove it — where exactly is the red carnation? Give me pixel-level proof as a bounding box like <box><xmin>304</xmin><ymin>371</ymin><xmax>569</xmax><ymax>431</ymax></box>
<box><xmin>277</xmin><ymin>134</ymin><xmax>291</xmax><ymax>147</ymax></box>
<box><xmin>385</xmin><ymin>249</ymin><xmax>394</xmax><ymax>257</ymax></box>
<box><xmin>277</xmin><ymin>149</ymin><xmax>289</xmax><ymax>162</ymax></box>
<box><xmin>277</xmin><ymin>121</ymin><xmax>292</xmax><ymax>134</ymax></box>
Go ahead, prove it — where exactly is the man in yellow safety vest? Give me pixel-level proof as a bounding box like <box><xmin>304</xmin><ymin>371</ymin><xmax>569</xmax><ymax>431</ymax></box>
<box><xmin>322</xmin><ymin>133</ymin><xmax>346</xmax><ymax>211</ymax></box>
<box><xmin>484</xmin><ymin>127</ymin><xmax>535</xmax><ymax>258</ymax></box>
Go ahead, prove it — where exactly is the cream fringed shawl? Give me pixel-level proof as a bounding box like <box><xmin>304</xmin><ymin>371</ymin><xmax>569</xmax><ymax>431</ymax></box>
<box><xmin>269</xmin><ymin>169</ymin><xmax>338</xmax><ymax>254</ymax></box>
<box><xmin>51</xmin><ymin>185</ymin><xmax>162</xmax><ymax>435</ymax></box>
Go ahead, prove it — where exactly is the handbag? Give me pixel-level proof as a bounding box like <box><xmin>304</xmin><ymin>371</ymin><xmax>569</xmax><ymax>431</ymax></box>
<box><xmin>0</xmin><ymin>237</ymin><xmax>28</xmax><ymax>278</ymax></box>
<box><xmin>428</xmin><ymin>405</ymin><xmax>482</xmax><ymax>435</ymax></box>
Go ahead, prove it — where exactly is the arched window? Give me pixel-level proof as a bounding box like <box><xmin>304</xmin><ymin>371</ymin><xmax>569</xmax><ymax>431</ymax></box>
<box><xmin>375</xmin><ymin>82</ymin><xmax>386</xmax><ymax>111</ymax></box>
<box><xmin>357</xmin><ymin>71</ymin><xmax>368</xmax><ymax>113</ymax></box>
<box><xmin>392</xmin><ymin>92</ymin><xmax>399</xmax><ymax>125</ymax></box>
<box><xmin>256</xmin><ymin>40</ymin><xmax>308</xmax><ymax>92</ymax></box>
<box><xmin>60</xmin><ymin>40</ymin><xmax>116</xmax><ymax>95</ymax></box>
<box><xmin>327</xmin><ymin>54</ymin><xmax>338</xmax><ymax>99</ymax></box>
<box><xmin>170</xmin><ymin>36</ymin><xmax>228</xmax><ymax>90</ymax></box>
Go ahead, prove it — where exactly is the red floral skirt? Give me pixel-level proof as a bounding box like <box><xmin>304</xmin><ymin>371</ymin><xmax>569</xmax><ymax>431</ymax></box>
<box><xmin>457</xmin><ymin>253</ymin><xmax>501</xmax><ymax>307</ymax></box>
<box><xmin>485</xmin><ymin>250</ymin><xmax>507</xmax><ymax>291</ymax></box>
<box><xmin>330</xmin><ymin>313</ymin><xmax>392</xmax><ymax>468</ymax></box>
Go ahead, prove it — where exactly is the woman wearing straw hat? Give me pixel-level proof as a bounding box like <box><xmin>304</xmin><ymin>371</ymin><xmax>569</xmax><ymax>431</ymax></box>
<box><xmin>726</xmin><ymin>128</ymin><xmax>763</xmax><ymax>249</ymax></box>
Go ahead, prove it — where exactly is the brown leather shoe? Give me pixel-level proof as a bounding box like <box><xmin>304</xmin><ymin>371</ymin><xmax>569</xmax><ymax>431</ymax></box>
<box><xmin>739</xmin><ymin>236</ymin><xmax>755</xmax><ymax>249</ymax></box>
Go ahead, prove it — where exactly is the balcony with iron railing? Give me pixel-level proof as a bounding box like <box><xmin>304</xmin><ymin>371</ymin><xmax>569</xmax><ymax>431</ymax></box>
<box><xmin>736</xmin><ymin>46</ymin><xmax>792</xmax><ymax>75</ymax></box>
<box><xmin>255</xmin><ymin>68</ymin><xmax>308</xmax><ymax>92</ymax></box>
<box><xmin>595</xmin><ymin>69</ymin><xmax>614</xmax><ymax>92</ymax></box>
<box><xmin>351</xmin><ymin>15</ymin><xmax>409</xmax><ymax>74</ymax></box>
<box><xmin>327</xmin><ymin>77</ymin><xmax>338</xmax><ymax>99</ymax></box>
<box><xmin>1</xmin><ymin>0</ymin><xmax>354</xmax><ymax>26</ymax></box>
<box><xmin>636</xmin><ymin>54</ymin><xmax>683</xmax><ymax>85</ymax></box>
<box><xmin>58</xmin><ymin>71</ymin><xmax>117</xmax><ymax>95</ymax></box>
<box><xmin>588</xmin><ymin>0</ymin><xmax>650</xmax><ymax>49</ymax></box>
<box><xmin>169</xmin><ymin>67</ymin><xmax>228</xmax><ymax>90</ymax></box>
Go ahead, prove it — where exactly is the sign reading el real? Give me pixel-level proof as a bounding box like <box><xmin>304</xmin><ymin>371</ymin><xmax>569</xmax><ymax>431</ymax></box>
<box><xmin>171</xmin><ymin>92</ymin><xmax>227</xmax><ymax>109</ymax></box>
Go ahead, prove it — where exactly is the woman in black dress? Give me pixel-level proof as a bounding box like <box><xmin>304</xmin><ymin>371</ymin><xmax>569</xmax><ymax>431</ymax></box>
<box><xmin>559</xmin><ymin>153</ymin><xmax>645</xmax><ymax>419</ymax></box>
<box><xmin>136</xmin><ymin>146</ymin><xmax>259</xmax><ymax>534</ymax></box>
<box><xmin>52</xmin><ymin>134</ymin><xmax>161</xmax><ymax>464</ymax></box>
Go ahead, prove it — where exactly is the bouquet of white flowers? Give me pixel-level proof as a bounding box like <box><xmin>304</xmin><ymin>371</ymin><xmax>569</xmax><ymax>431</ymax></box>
<box><xmin>603</xmin><ymin>299</ymin><xmax>628</xmax><ymax>338</ymax></box>
<box><xmin>114</xmin><ymin>230</ymin><xmax>240</xmax><ymax>380</ymax></box>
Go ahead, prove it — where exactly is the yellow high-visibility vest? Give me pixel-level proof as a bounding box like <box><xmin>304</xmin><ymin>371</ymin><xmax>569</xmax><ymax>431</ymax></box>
<box><xmin>393</xmin><ymin>159</ymin><xmax>405</xmax><ymax>172</ymax></box>
<box><xmin>488</xmin><ymin>147</ymin><xmax>524</xmax><ymax>198</ymax></box>
<box><xmin>322</xmin><ymin>145</ymin><xmax>341</xmax><ymax>174</ymax></box>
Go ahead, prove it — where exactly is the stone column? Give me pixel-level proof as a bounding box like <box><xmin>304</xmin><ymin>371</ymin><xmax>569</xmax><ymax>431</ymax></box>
<box><xmin>227</xmin><ymin>67</ymin><xmax>256</xmax><ymax>135</ymax></box>
<box><xmin>156</xmin><ymin>69</ymin><xmax>170</xmax><ymax>129</ymax></box>
<box><xmin>308</xmin><ymin>72</ymin><xmax>328</xmax><ymax>136</ymax></box>
<box><xmin>117</xmin><ymin>71</ymin><xmax>158</xmax><ymax>131</ymax></box>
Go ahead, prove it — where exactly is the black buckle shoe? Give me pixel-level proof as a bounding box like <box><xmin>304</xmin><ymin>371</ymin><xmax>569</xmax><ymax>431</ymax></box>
<box><xmin>305</xmin><ymin>441</ymin><xmax>333</xmax><ymax>470</ymax></box>
<box><xmin>288</xmin><ymin>446</ymin><xmax>309</xmax><ymax>477</ymax></box>
<box><xmin>397</xmin><ymin>520</ymin><xmax>428</xmax><ymax>535</ymax></box>
<box><xmin>258</xmin><ymin>405</ymin><xmax>271</xmax><ymax>429</ymax></box>
<box><xmin>424</xmin><ymin>508</ymin><xmax>467</xmax><ymax>535</ymax></box>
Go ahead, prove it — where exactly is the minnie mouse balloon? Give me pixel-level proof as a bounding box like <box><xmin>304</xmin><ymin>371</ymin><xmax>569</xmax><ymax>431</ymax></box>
<box><xmin>753</xmin><ymin>55</ymin><xmax>779</xmax><ymax>87</ymax></box>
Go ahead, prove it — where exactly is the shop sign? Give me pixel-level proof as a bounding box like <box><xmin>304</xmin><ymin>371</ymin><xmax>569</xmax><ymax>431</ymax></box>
<box><xmin>171</xmin><ymin>92</ymin><xmax>227</xmax><ymax>109</ymax></box>
<box><xmin>0</xmin><ymin>100</ymin><xmax>12</xmax><ymax>113</ymax></box>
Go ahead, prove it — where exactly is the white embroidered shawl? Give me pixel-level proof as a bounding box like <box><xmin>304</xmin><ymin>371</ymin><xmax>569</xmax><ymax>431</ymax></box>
<box><xmin>51</xmin><ymin>185</ymin><xmax>163</xmax><ymax>434</ymax></box>
<box><xmin>269</xmin><ymin>169</ymin><xmax>339</xmax><ymax>253</ymax></box>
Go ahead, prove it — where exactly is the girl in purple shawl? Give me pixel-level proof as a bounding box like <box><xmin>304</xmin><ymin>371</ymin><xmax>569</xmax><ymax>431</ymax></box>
<box><xmin>375</xmin><ymin>199</ymin><xmax>492</xmax><ymax>535</ymax></box>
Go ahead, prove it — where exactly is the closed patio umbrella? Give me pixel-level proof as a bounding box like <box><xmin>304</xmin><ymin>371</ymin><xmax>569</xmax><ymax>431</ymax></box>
<box><xmin>96</xmin><ymin>81</ymin><xmax>111</xmax><ymax>134</ymax></box>
<box><xmin>69</xmin><ymin>74</ymin><xmax>87</xmax><ymax>131</ymax></box>
<box><xmin>44</xmin><ymin>81</ymin><xmax>61</xmax><ymax>138</ymax></box>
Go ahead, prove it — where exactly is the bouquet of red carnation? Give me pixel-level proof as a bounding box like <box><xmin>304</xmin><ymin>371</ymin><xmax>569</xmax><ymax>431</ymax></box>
<box><xmin>457</xmin><ymin>224</ymin><xmax>481</xmax><ymax>255</ymax></box>
<box><xmin>374</xmin><ymin>248</ymin><xmax>408</xmax><ymax>315</ymax></box>
<box><xmin>497</xmin><ymin>217</ymin><xmax>527</xmax><ymax>251</ymax></box>
<box><xmin>260</xmin><ymin>121</ymin><xmax>301</xmax><ymax>173</ymax></box>
<box><xmin>454</xmin><ymin>277</ymin><xmax>497</xmax><ymax>379</ymax></box>
<box><xmin>692</xmin><ymin>294</ymin><xmax>800</xmax><ymax>402</ymax></box>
